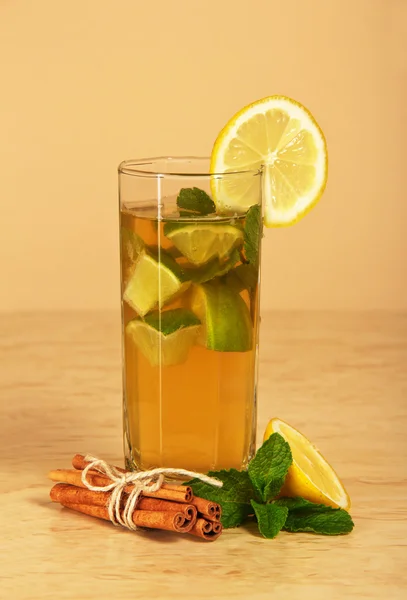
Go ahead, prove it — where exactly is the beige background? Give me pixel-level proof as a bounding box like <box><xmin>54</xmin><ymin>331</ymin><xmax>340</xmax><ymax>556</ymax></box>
<box><xmin>1</xmin><ymin>0</ymin><xmax>405</xmax><ymax>311</ymax></box>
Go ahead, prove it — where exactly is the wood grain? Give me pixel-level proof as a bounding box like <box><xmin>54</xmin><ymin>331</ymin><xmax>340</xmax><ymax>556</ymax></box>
<box><xmin>1</xmin><ymin>311</ymin><xmax>406</xmax><ymax>599</ymax></box>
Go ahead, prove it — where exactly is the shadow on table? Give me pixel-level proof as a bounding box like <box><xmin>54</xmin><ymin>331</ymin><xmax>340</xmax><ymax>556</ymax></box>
<box><xmin>28</xmin><ymin>497</ymin><xmax>200</xmax><ymax>544</ymax></box>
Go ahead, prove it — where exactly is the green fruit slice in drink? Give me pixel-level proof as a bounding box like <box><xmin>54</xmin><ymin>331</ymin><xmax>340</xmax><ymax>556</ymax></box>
<box><xmin>164</xmin><ymin>222</ymin><xmax>244</xmax><ymax>265</ymax></box>
<box><xmin>123</xmin><ymin>248</ymin><xmax>189</xmax><ymax>316</ymax></box>
<box><xmin>191</xmin><ymin>281</ymin><xmax>253</xmax><ymax>352</ymax></box>
<box><xmin>121</xmin><ymin>227</ymin><xmax>144</xmax><ymax>286</ymax></box>
<box><xmin>126</xmin><ymin>309</ymin><xmax>201</xmax><ymax>367</ymax></box>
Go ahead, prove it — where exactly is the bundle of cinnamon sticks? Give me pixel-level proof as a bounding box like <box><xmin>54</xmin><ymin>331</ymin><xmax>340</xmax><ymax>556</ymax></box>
<box><xmin>48</xmin><ymin>454</ymin><xmax>222</xmax><ymax>541</ymax></box>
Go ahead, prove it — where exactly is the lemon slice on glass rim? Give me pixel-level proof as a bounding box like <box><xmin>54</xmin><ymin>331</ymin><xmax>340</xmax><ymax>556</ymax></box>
<box><xmin>210</xmin><ymin>95</ymin><xmax>328</xmax><ymax>227</ymax></box>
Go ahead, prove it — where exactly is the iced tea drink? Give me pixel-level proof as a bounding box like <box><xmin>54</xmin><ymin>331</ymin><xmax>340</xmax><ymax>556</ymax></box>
<box><xmin>119</xmin><ymin>159</ymin><xmax>262</xmax><ymax>472</ymax></box>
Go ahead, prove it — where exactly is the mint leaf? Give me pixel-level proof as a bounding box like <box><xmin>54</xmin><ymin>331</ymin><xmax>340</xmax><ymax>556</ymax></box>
<box><xmin>275</xmin><ymin>497</ymin><xmax>354</xmax><ymax>535</ymax></box>
<box><xmin>284</xmin><ymin>509</ymin><xmax>354</xmax><ymax>535</ymax></box>
<box><xmin>186</xmin><ymin>249</ymin><xmax>240</xmax><ymax>284</ymax></box>
<box><xmin>143</xmin><ymin>308</ymin><xmax>200</xmax><ymax>335</ymax></box>
<box><xmin>177</xmin><ymin>187</ymin><xmax>216</xmax><ymax>215</ymax></box>
<box><xmin>220</xmin><ymin>503</ymin><xmax>252</xmax><ymax>529</ymax></box>
<box><xmin>244</xmin><ymin>204</ymin><xmax>262</xmax><ymax>265</ymax></box>
<box><xmin>250</xmin><ymin>500</ymin><xmax>288</xmax><ymax>539</ymax></box>
<box><xmin>186</xmin><ymin>469</ymin><xmax>257</xmax><ymax>528</ymax></box>
<box><xmin>205</xmin><ymin>469</ymin><xmax>257</xmax><ymax>504</ymax></box>
<box><xmin>248</xmin><ymin>433</ymin><xmax>292</xmax><ymax>502</ymax></box>
<box><xmin>225</xmin><ymin>263</ymin><xmax>258</xmax><ymax>292</ymax></box>
<box><xmin>273</xmin><ymin>497</ymin><xmax>317</xmax><ymax>510</ymax></box>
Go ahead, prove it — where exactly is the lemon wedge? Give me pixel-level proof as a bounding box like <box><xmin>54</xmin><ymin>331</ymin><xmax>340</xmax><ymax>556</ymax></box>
<box><xmin>264</xmin><ymin>418</ymin><xmax>351</xmax><ymax>510</ymax></box>
<box><xmin>210</xmin><ymin>96</ymin><xmax>328</xmax><ymax>227</ymax></box>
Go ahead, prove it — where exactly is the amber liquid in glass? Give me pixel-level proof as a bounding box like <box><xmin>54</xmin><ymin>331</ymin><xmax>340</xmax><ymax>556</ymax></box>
<box><xmin>121</xmin><ymin>205</ymin><xmax>260</xmax><ymax>472</ymax></box>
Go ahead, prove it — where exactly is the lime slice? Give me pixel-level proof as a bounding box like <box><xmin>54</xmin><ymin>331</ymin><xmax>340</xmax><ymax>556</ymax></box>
<box><xmin>191</xmin><ymin>281</ymin><xmax>252</xmax><ymax>352</ymax></box>
<box><xmin>121</xmin><ymin>227</ymin><xmax>144</xmax><ymax>286</ymax></box>
<box><xmin>164</xmin><ymin>222</ymin><xmax>244</xmax><ymax>265</ymax></box>
<box><xmin>121</xmin><ymin>227</ymin><xmax>144</xmax><ymax>262</ymax></box>
<box><xmin>123</xmin><ymin>249</ymin><xmax>190</xmax><ymax>316</ymax></box>
<box><xmin>210</xmin><ymin>95</ymin><xmax>328</xmax><ymax>227</ymax></box>
<box><xmin>126</xmin><ymin>309</ymin><xmax>201</xmax><ymax>367</ymax></box>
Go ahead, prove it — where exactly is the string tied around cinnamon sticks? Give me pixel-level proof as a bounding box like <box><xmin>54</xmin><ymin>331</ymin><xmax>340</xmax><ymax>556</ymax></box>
<box><xmin>81</xmin><ymin>455</ymin><xmax>222</xmax><ymax>531</ymax></box>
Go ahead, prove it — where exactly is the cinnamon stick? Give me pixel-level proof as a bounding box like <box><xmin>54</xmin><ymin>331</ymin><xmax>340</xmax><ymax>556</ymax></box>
<box><xmin>49</xmin><ymin>457</ymin><xmax>223</xmax><ymax>540</ymax></box>
<box><xmin>72</xmin><ymin>454</ymin><xmax>125</xmax><ymax>472</ymax></box>
<box><xmin>48</xmin><ymin>469</ymin><xmax>122</xmax><ymax>491</ymax></box>
<box><xmin>144</xmin><ymin>484</ymin><xmax>192</xmax><ymax>503</ymax></box>
<box><xmin>137</xmin><ymin>497</ymin><xmax>197</xmax><ymax>520</ymax></box>
<box><xmin>191</xmin><ymin>496</ymin><xmax>222</xmax><ymax>522</ymax></box>
<box><xmin>58</xmin><ymin>501</ymin><xmax>194</xmax><ymax>533</ymax></box>
<box><xmin>48</xmin><ymin>469</ymin><xmax>192</xmax><ymax>503</ymax></box>
<box><xmin>72</xmin><ymin>454</ymin><xmax>194</xmax><ymax>501</ymax></box>
<box><xmin>189</xmin><ymin>518</ymin><xmax>223</xmax><ymax>541</ymax></box>
<box><xmin>51</xmin><ymin>483</ymin><xmax>110</xmax><ymax>507</ymax></box>
<box><xmin>50</xmin><ymin>483</ymin><xmax>197</xmax><ymax>519</ymax></box>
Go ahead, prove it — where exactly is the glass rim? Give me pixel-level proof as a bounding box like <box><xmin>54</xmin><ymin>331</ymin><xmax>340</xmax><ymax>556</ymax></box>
<box><xmin>118</xmin><ymin>156</ymin><xmax>261</xmax><ymax>178</ymax></box>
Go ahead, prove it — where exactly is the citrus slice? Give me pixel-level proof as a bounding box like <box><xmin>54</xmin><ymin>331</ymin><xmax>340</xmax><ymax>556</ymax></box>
<box><xmin>191</xmin><ymin>281</ymin><xmax>252</xmax><ymax>352</ymax></box>
<box><xmin>126</xmin><ymin>309</ymin><xmax>200</xmax><ymax>366</ymax></box>
<box><xmin>264</xmin><ymin>418</ymin><xmax>351</xmax><ymax>510</ymax></box>
<box><xmin>120</xmin><ymin>227</ymin><xmax>144</xmax><ymax>287</ymax></box>
<box><xmin>123</xmin><ymin>249</ymin><xmax>190</xmax><ymax>316</ymax></box>
<box><xmin>210</xmin><ymin>95</ymin><xmax>328</xmax><ymax>227</ymax></box>
<box><xmin>163</xmin><ymin>222</ymin><xmax>243</xmax><ymax>265</ymax></box>
<box><xmin>121</xmin><ymin>227</ymin><xmax>144</xmax><ymax>262</ymax></box>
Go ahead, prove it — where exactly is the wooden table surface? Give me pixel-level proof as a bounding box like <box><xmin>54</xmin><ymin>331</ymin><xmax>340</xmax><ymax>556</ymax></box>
<box><xmin>1</xmin><ymin>311</ymin><xmax>406</xmax><ymax>599</ymax></box>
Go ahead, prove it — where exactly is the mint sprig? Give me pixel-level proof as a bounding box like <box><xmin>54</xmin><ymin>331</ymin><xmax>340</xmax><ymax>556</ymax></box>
<box><xmin>225</xmin><ymin>263</ymin><xmax>258</xmax><ymax>293</ymax></box>
<box><xmin>143</xmin><ymin>309</ymin><xmax>200</xmax><ymax>335</ymax></box>
<box><xmin>248</xmin><ymin>433</ymin><xmax>292</xmax><ymax>502</ymax></box>
<box><xmin>177</xmin><ymin>187</ymin><xmax>216</xmax><ymax>215</ymax></box>
<box><xmin>187</xmin><ymin>469</ymin><xmax>257</xmax><ymax>528</ymax></box>
<box><xmin>186</xmin><ymin>432</ymin><xmax>354</xmax><ymax>539</ymax></box>
<box><xmin>185</xmin><ymin>249</ymin><xmax>240</xmax><ymax>284</ymax></box>
<box><xmin>243</xmin><ymin>204</ymin><xmax>262</xmax><ymax>265</ymax></box>
<box><xmin>274</xmin><ymin>497</ymin><xmax>354</xmax><ymax>535</ymax></box>
<box><xmin>250</xmin><ymin>500</ymin><xmax>289</xmax><ymax>539</ymax></box>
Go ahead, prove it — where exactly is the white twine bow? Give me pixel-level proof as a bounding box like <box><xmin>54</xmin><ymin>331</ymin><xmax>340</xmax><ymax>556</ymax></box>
<box><xmin>81</xmin><ymin>455</ymin><xmax>223</xmax><ymax>531</ymax></box>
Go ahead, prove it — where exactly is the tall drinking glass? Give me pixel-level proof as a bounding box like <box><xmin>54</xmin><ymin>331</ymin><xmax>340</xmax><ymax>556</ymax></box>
<box><xmin>118</xmin><ymin>157</ymin><xmax>262</xmax><ymax>473</ymax></box>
